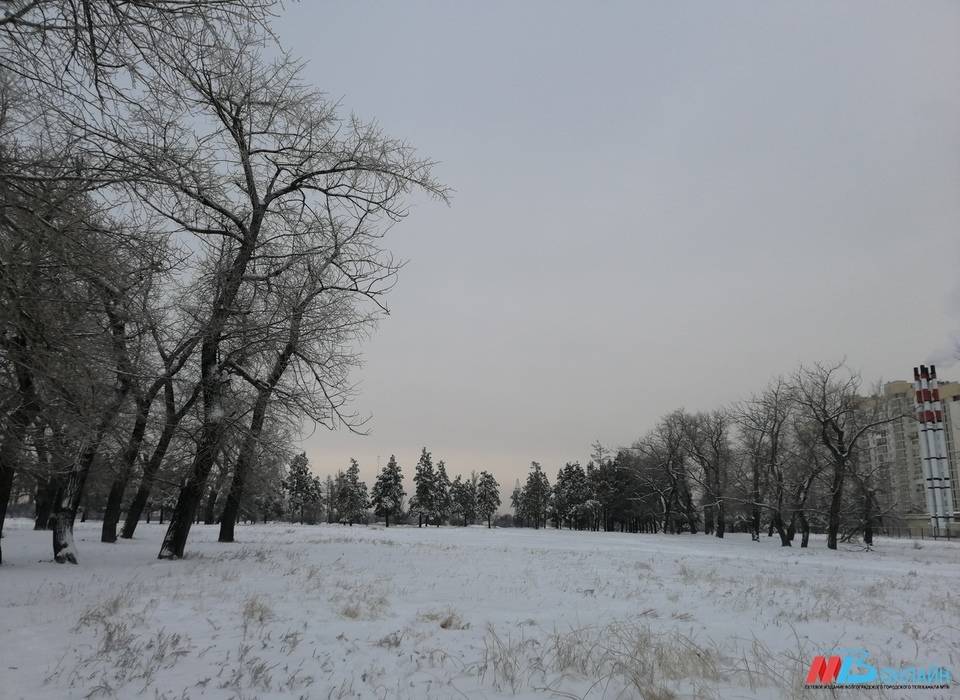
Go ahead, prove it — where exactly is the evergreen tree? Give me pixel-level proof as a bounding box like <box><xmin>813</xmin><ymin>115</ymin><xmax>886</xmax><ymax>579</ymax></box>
<box><xmin>476</xmin><ymin>470</ymin><xmax>501</xmax><ymax>528</ymax></box>
<box><xmin>553</xmin><ymin>461</ymin><xmax>589</xmax><ymax>529</ymax></box>
<box><xmin>411</xmin><ymin>447</ymin><xmax>435</xmax><ymax>527</ymax></box>
<box><xmin>433</xmin><ymin>460</ymin><xmax>452</xmax><ymax>526</ymax></box>
<box><xmin>283</xmin><ymin>453</ymin><xmax>322</xmax><ymax>525</ymax></box>
<box><xmin>324</xmin><ymin>475</ymin><xmax>336</xmax><ymax>523</ymax></box>
<box><xmin>464</xmin><ymin>472</ymin><xmax>478</xmax><ymax>524</ymax></box>
<box><xmin>510</xmin><ymin>479</ymin><xmax>525</xmax><ymax>527</ymax></box>
<box><xmin>371</xmin><ymin>455</ymin><xmax>405</xmax><ymax>527</ymax></box>
<box><xmin>450</xmin><ymin>474</ymin><xmax>477</xmax><ymax>526</ymax></box>
<box><xmin>341</xmin><ymin>459</ymin><xmax>369</xmax><ymax>525</ymax></box>
<box><xmin>524</xmin><ymin>461</ymin><xmax>551</xmax><ymax>529</ymax></box>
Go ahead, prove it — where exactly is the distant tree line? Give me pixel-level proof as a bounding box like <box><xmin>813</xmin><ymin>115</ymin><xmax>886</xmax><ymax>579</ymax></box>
<box><xmin>192</xmin><ymin>448</ymin><xmax>502</xmax><ymax>530</ymax></box>
<box><xmin>510</xmin><ymin>362</ymin><xmax>901</xmax><ymax>550</ymax></box>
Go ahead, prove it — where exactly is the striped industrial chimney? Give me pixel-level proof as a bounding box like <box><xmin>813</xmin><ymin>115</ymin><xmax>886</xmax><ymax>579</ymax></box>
<box><xmin>913</xmin><ymin>364</ymin><xmax>954</xmax><ymax>532</ymax></box>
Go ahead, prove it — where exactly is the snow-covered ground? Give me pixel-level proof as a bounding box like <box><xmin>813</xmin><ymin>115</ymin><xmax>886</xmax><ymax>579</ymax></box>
<box><xmin>1</xmin><ymin>519</ymin><xmax>958</xmax><ymax>699</ymax></box>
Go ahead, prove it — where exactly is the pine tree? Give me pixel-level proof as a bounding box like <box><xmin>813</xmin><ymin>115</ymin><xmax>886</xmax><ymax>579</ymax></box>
<box><xmin>371</xmin><ymin>455</ymin><xmax>405</xmax><ymax>527</ymax></box>
<box><xmin>524</xmin><ymin>461</ymin><xmax>551</xmax><ymax>529</ymax></box>
<box><xmin>476</xmin><ymin>470</ymin><xmax>501</xmax><ymax>528</ymax></box>
<box><xmin>510</xmin><ymin>479</ymin><xmax>525</xmax><ymax>527</ymax></box>
<box><xmin>324</xmin><ymin>475</ymin><xmax>336</xmax><ymax>523</ymax></box>
<box><xmin>433</xmin><ymin>460</ymin><xmax>452</xmax><ymax>526</ymax></box>
<box><xmin>411</xmin><ymin>447</ymin><xmax>435</xmax><ymax>527</ymax></box>
<box><xmin>283</xmin><ymin>453</ymin><xmax>322</xmax><ymax>525</ymax></box>
<box><xmin>450</xmin><ymin>475</ymin><xmax>469</xmax><ymax>526</ymax></box>
<box><xmin>341</xmin><ymin>459</ymin><xmax>369</xmax><ymax>525</ymax></box>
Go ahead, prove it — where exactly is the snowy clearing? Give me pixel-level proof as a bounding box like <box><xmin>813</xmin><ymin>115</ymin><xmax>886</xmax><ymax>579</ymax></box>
<box><xmin>2</xmin><ymin>520</ymin><xmax>958</xmax><ymax>699</ymax></box>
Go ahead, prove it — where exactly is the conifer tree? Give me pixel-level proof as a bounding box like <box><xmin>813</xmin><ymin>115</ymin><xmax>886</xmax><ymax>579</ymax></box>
<box><xmin>371</xmin><ymin>455</ymin><xmax>405</xmax><ymax>527</ymax></box>
<box><xmin>411</xmin><ymin>447</ymin><xmax>435</xmax><ymax>527</ymax></box>
<box><xmin>341</xmin><ymin>459</ymin><xmax>369</xmax><ymax>525</ymax></box>
<box><xmin>433</xmin><ymin>460</ymin><xmax>452</xmax><ymax>526</ymax></box>
<box><xmin>476</xmin><ymin>471</ymin><xmax>501</xmax><ymax>528</ymax></box>
<box><xmin>524</xmin><ymin>461</ymin><xmax>551</xmax><ymax>529</ymax></box>
<box><xmin>283</xmin><ymin>453</ymin><xmax>322</xmax><ymax>525</ymax></box>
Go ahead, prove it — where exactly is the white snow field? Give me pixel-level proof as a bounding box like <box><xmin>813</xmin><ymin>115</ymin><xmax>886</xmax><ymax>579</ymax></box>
<box><xmin>1</xmin><ymin>519</ymin><xmax>958</xmax><ymax>700</ymax></box>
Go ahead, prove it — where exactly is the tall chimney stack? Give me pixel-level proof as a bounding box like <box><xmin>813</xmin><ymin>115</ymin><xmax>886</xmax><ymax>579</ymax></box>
<box><xmin>913</xmin><ymin>364</ymin><xmax>953</xmax><ymax>533</ymax></box>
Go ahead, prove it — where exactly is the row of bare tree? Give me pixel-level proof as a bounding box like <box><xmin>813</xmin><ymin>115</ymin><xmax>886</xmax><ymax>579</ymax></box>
<box><xmin>628</xmin><ymin>362</ymin><xmax>899</xmax><ymax>549</ymax></box>
<box><xmin>0</xmin><ymin>1</ymin><xmax>446</xmax><ymax>564</ymax></box>
<box><xmin>515</xmin><ymin>363</ymin><xmax>900</xmax><ymax>550</ymax></box>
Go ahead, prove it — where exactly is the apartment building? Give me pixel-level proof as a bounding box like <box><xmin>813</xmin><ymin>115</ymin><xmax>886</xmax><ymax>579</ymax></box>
<box><xmin>867</xmin><ymin>376</ymin><xmax>959</xmax><ymax>532</ymax></box>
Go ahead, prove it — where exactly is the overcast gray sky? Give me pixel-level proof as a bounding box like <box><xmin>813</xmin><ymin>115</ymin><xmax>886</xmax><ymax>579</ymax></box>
<box><xmin>276</xmin><ymin>1</ymin><xmax>960</xmax><ymax>489</ymax></box>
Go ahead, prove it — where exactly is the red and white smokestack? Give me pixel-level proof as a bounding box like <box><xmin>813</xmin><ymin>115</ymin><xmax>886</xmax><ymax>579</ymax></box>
<box><xmin>914</xmin><ymin>364</ymin><xmax>954</xmax><ymax>532</ymax></box>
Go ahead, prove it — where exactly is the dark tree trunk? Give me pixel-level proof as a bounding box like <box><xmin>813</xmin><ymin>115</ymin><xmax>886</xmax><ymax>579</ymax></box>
<box><xmin>54</xmin><ymin>432</ymin><xmax>118</xmax><ymax>563</ymax></box>
<box><xmin>34</xmin><ymin>479</ymin><xmax>58</xmax><ymax>530</ymax></box>
<box><xmin>203</xmin><ymin>483</ymin><xmax>221</xmax><ymax>526</ymax></box>
<box><xmin>102</xmin><ymin>398</ymin><xmax>151</xmax><ymax>543</ymax></box>
<box><xmin>204</xmin><ymin>450</ymin><xmax>230</xmax><ymax>527</ymax></box>
<box><xmin>121</xmin><ymin>386</ymin><xmax>182</xmax><ymax>539</ymax></box>
<box><xmin>384</xmin><ymin>512</ymin><xmax>389</xmax><ymax>527</ymax></box>
<box><xmin>54</xmin><ymin>299</ymin><xmax>134</xmax><ymax>563</ymax></box>
<box><xmin>100</xmin><ymin>479</ymin><xmax>126</xmax><ymax>543</ymax></box>
<box><xmin>751</xmin><ymin>458</ymin><xmax>761</xmax><ymax>541</ymax></box>
<box><xmin>715</xmin><ymin>497</ymin><xmax>725</xmax><ymax>538</ymax></box>
<box><xmin>772</xmin><ymin>511</ymin><xmax>791</xmax><ymax>546</ymax></box>
<box><xmin>799</xmin><ymin>512</ymin><xmax>810</xmax><ymax>547</ymax></box>
<box><xmin>219</xmin><ymin>389</ymin><xmax>274</xmax><ymax>541</ymax></box>
<box><xmin>863</xmin><ymin>487</ymin><xmax>873</xmax><ymax>546</ymax></box>
<box><xmin>703</xmin><ymin>503</ymin><xmax>714</xmax><ymax>535</ymax></box>
<box><xmin>158</xmin><ymin>227</ymin><xmax>257</xmax><ymax>560</ymax></box>
<box><xmin>0</xmin><ymin>339</ymin><xmax>40</xmax><ymax>564</ymax></box>
<box><xmin>827</xmin><ymin>461</ymin><xmax>845</xmax><ymax>550</ymax></box>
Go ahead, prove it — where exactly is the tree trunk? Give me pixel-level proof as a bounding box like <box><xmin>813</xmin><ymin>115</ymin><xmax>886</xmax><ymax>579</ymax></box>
<box><xmin>799</xmin><ymin>512</ymin><xmax>810</xmax><ymax>548</ymax></box>
<box><xmin>158</xmin><ymin>226</ymin><xmax>257</xmax><ymax>560</ymax></box>
<box><xmin>158</xmin><ymin>410</ymin><xmax>223</xmax><ymax>559</ymax></box>
<box><xmin>703</xmin><ymin>503</ymin><xmax>714</xmax><ymax>535</ymax></box>
<box><xmin>53</xmin><ymin>302</ymin><xmax>134</xmax><ymax>563</ymax></box>
<box><xmin>34</xmin><ymin>479</ymin><xmax>58</xmax><ymax>530</ymax></box>
<box><xmin>121</xmin><ymin>385</ymin><xmax>182</xmax><ymax>539</ymax></box>
<box><xmin>715</xmin><ymin>497</ymin><xmax>725</xmax><ymax>538</ymax></box>
<box><xmin>826</xmin><ymin>461</ymin><xmax>845</xmax><ymax>550</ymax></box>
<box><xmin>203</xmin><ymin>481</ymin><xmax>222</xmax><ymax>526</ymax></box>
<box><xmin>219</xmin><ymin>414</ymin><xmax>265</xmax><ymax>542</ymax></box>
<box><xmin>751</xmin><ymin>458</ymin><xmax>761</xmax><ymax>541</ymax></box>
<box><xmin>53</xmin><ymin>434</ymin><xmax>116</xmax><ymax>563</ymax></box>
<box><xmin>0</xmin><ymin>367</ymin><xmax>40</xmax><ymax>564</ymax></box>
<box><xmin>219</xmin><ymin>302</ymin><xmax>301</xmax><ymax>543</ymax></box>
<box><xmin>863</xmin><ymin>487</ymin><xmax>873</xmax><ymax>546</ymax></box>
<box><xmin>384</xmin><ymin>512</ymin><xmax>389</xmax><ymax>528</ymax></box>
<box><xmin>772</xmin><ymin>511</ymin><xmax>791</xmax><ymax>546</ymax></box>
<box><xmin>101</xmin><ymin>398</ymin><xmax>151</xmax><ymax>543</ymax></box>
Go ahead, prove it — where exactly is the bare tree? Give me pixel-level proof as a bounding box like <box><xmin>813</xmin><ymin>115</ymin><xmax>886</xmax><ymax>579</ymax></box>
<box><xmin>790</xmin><ymin>362</ymin><xmax>897</xmax><ymax>550</ymax></box>
<box><xmin>680</xmin><ymin>410</ymin><xmax>731</xmax><ymax>538</ymax></box>
<box><xmin>69</xmin><ymin>27</ymin><xmax>448</xmax><ymax>559</ymax></box>
<box><xmin>634</xmin><ymin>411</ymin><xmax>698</xmax><ymax>534</ymax></box>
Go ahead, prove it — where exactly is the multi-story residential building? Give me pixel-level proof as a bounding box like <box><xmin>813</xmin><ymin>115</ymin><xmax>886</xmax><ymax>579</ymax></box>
<box><xmin>867</xmin><ymin>378</ymin><xmax>959</xmax><ymax>532</ymax></box>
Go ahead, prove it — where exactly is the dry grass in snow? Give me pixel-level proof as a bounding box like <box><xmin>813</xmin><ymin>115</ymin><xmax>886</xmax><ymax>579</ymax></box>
<box><xmin>1</xmin><ymin>519</ymin><xmax>958</xmax><ymax>699</ymax></box>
